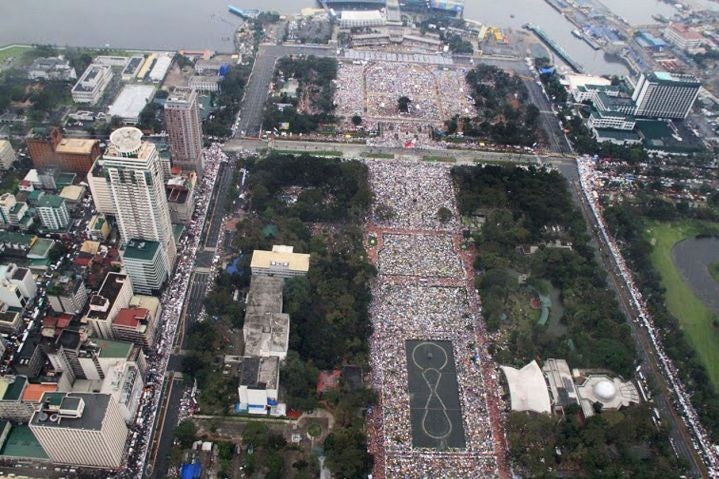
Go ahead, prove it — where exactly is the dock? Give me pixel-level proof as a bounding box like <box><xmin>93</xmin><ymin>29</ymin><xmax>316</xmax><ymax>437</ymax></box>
<box><xmin>524</xmin><ymin>23</ymin><xmax>583</xmax><ymax>73</ymax></box>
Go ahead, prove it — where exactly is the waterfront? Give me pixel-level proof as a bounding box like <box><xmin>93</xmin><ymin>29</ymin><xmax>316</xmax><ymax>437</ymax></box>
<box><xmin>0</xmin><ymin>0</ymin><xmax>635</xmax><ymax>75</ymax></box>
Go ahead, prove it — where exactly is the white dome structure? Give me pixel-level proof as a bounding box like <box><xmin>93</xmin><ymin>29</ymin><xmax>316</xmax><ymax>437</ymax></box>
<box><xmin>593</xmin><ymin>380</ymin><xmax>617</xmax><ymax>401</ymax></box>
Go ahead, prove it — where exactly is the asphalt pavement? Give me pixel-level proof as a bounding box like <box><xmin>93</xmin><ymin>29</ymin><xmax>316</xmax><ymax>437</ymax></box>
<box><xmin>235</xmin><ymin>44</ymin><xmax>335</xmax><ymax>137</ymax></box>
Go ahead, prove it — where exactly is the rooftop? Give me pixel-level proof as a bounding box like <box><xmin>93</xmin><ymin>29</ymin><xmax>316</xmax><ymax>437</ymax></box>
<box><xmin>55</xmin><ymin>138</ymin><xmax>97</xmax><ymax>155</ymax></box>
<box><xmin>31</xmin><ymin>393</ymin><xmax>109</xmax><ymax>430</ymax></box>
<box><xmin>250</xmin><ymin>245</ymin><xmax>310</xmax><ymax>273</ymax></box>
<box><xmin>123</xmin><ymin>239</ymin><xmax>160</xmax><ymax>262</ymax></box>
<box><xmin>239</xmin><ymin>356</ymin><xmax>279</xmax><ymax>390</ymax></box>
<box><xmin>27</xmin><ymin>238</ymin><xmax>54</xmax><ymax>259</ymax></box>
<box><xmin>648</xmin><ymin>71</ymin><xmax>701</xmax><ymax>86</ymax></box>
<box><xmin>1</xmin><ymin>376</ymin><xmax>26</xmax><ymax>401</ymax></box>
<box><xmin>93</xmin><ymin>338</ymin><xmax>132</xmax><ymax>358</ymax></box>
<box><xmin>0</xmin><ymin>425</ymin><xmax>48</xmax><ymax>460</ymax></box>
<box><xmin>500</xmin><ymin>360</ymin><xmax>552</xmax><ymax>414</ymax></box>
<box><xmin>108</xmin><ymin>85</ymin><xmax>156</xmax><ymax>121</ymax></box>
<box><xmin>113</xmin><ymin>307</ymin><xmax>150</xmax><ymax>329</ymax></box>
<box><xmin>37</xmin><ymin>195</ymin><xmax>64</xmax><ymax>209</ymax></box>
<box><xmin>21</xmin><ymin>383</ymin><xmax>58</xmax><ymax>403</ymax></box>
<box><xmin>60</xmin><ymin>185</ymin><xmax>85</xmax><ymax>202</ymax></box>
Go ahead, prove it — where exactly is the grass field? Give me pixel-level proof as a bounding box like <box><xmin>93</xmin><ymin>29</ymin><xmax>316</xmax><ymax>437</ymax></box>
<box><xmin>272</xmin><ymin>149</ymin><xmax>343</xmax><ymax>157</ymax></box>
<box><xmin>0</xmin><ymin>45</ymin><xmax>32</xmax><ymax>67</ymax></box>
<box><xmin>647</xmin><ymin>220</ymin><xmax>719</xmax><ymax>391</ymax></box>
<box><xmin>360</xmin><ymin>151</ymin><xmax>394</xmax><ymax>159</ymax></box>
<box><xmin>710</xmin><ymin>262</ymin><xmax>719</xmax><ymax>285</ymax></box>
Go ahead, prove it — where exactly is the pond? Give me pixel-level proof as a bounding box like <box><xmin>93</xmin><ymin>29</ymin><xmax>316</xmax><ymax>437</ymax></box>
<box><xmin>672</xmin><ymin>236</ymin><xmax>719</xmax><ymax>314</ymax></box>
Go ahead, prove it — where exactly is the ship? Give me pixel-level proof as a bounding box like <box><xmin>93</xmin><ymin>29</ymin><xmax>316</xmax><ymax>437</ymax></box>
<box><xmin>652</xmin><ymin>14</ymin><xmax>669</xmax><ymax>23</ymax></box>
<box><xmin>572</xmin><ymin>29</ymin><xmax>583</xmax><ymax>39</ymax></box>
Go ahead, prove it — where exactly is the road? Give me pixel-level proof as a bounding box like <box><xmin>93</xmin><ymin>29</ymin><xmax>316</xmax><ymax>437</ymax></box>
<box><xmin>149</xmin><ymin>375</ymin><xmax>184</xmax><ymax>479</ymax></box>
<box><xmin>145</xmin><ymin>153</ymin><xmax>237</xmax><ymax>478</ymax></box>
<box><xmin>236</xmin><ymin>44</ymin><xmax>336</xmax><ymax>137</ymax></box>
<box><xmin>224</xmin><ymin>137</ymin><xmax>574</xmax><ymax>168</ymax></box>
<box><xmin>569</xmin><ymin>178</ymin><xmax>706</xmax><ymax>478</ymax></box>
<box><xmin>202</xmin><ymin>160</ymin><xmax>236</xmax><ymax>249</ymax></box>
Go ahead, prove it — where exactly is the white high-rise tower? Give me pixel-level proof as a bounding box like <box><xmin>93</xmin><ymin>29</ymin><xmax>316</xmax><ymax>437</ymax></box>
<box><xmin>102</xmin><ymin>127</ymin><xmax>177</xmax><ymax>292</ymax></box>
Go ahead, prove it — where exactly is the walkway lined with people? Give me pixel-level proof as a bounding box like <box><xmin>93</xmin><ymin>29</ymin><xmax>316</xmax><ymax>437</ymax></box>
<box><xmin>364</xmin><ymin>160</ymin><xmax>509</xmax><ymax>478</ymax></box>
<box><xmin>577</xmin><ymin>157</ymin><xmax>718</xmax><ymax>476</ymax></box>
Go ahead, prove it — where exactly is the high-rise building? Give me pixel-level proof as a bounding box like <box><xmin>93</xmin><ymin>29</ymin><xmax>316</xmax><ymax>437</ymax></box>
<box><xmin>632</xmin><ymin>71</ymin><xmax>701</xmax><ymax>120</ymax></box>
<box><xmin>164</xmin><ymin>88</ymin><xmax>204</xmax><ymax>173</ymax></box>
<box><xmin>30</xmin><ymin>392</ymin><xmax>128</xmax><ymax>468</ymax></box>
<box><xmin>101</xmin><ymin>127</ymin><xmax>177</xmax><ymax>285</ymax></box>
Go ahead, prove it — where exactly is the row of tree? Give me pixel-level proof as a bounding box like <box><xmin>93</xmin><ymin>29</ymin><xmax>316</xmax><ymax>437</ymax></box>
<box><xmin>235</xmin><ymin>153</ymin><xmax>375</xmax><ymax>477</ymax></box>
<box><xmin>604</xmin><ymin>200</ymin><xmax>719</xmax><ymax>440</ymax></box>
<box><xmin>452</xmin><ymin>164</ymin><xmax>685</xmax><ymax>476</ymax></box>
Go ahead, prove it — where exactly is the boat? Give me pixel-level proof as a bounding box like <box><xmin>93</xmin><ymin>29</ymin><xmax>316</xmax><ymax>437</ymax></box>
<box><xmin>652</xmin><ymin>14</ymin><xmax>669</xmax><ymax>23</ymax></box>
<box><xmin>572</xmin><ymin>29</ymin><xmax>583</xmax><ymax>39</ymax></box>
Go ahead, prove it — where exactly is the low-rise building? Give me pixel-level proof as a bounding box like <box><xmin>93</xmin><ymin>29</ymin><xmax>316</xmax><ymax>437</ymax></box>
<box><xmin>47</xmin><ymin>273</ymin><xmax>89</xmax><ymax>315</ymax></box>
<box><xmin>250</xmin><ymin>245</ymin><xmax>310</xmax><ymax>278</ymax></box>
<box><xmin>84</xmin><ymin>272</ymin><xmax>133</xmax><ymax>339</ymax></box>
<box><xmin>0</xmin><ymin>140</ymin><xmax>17</xmax><ymax>170</ymax></box>
<box><xmin>36</xmin><ymin>195</ymin><xmax>70</xmax><ymax>231</ymax></box>
<box><xmin>664</xmin><ymin>23</ymin><xmax>705</xmax><ymax>52</ymax></box>
<box><xmin>0</xmin><ymin>193</ymin><xmax>32</xmax><ymax>229</ymax></box>
<box><xmin>107</xmin><ymin>85</ymin><xmax>156</xmax><ymax>124</ymax></box>
<box><xmin>166</xmin><ymin>172</ymin><xmax>196</xmax><ymax>224</ymax></box>
<box><xmin>121</xmin><ymin>240</ymin><xmax>168</xmax><ymax>295</ymax></box>
<box><xmin>86</xmin><ymin>213</ymin><xmax>111</xmax><ymax>242</ymax></box>
<box><xmin>0</xmin><ymin>307</ymin><xmax>22</xmax><ymax>334</ymax></box>
<box><xmin>71</xmin><ymin>64</ymin><xmax>113</xmax><ymax>105</ymax></box>
<box><xmin>59</xmin><ymin>185</ymin><xmax>85</xmax><ymax>209</ymax></box>
<box><xmin>237</xmin><ymin>356</ymin><xmax>281</xmax><ymax>415</ymax></box>
<box><xmin>0</xmin><ymin>263</ymin><xmax>36</xmax><ymax>309</ymax></box>
<box><xmin>188</xmin><ymin>75</ymin><xmax>221</xmax><ymax>92</ymax></box>
<box><xmin>339</xmin><ymin>10</ymin><xmax>385</xmax><ymax>28</ymax></box>
<box><xmin>27</xmin><ymin>57</ymin><xmax>77</xmax><ymax>82</ymax></box>
<box><xmin>111</xmin><ymin>306</ymin><xmax>156</xmax><ymax>350</ymax></box>
<box><xmin>121</xmin><ymin>56</ymin><xmax>144</xmax><ymax>81</ymax></box>
<box><xmin>0</xmin><ymin>376</ymin><xmax>36</xmax><ymax>422</ymax></box>
<box><xmin>243</xmin><ymin>276</ymin><xmax>290</xmax><ymax>360</ymax></box>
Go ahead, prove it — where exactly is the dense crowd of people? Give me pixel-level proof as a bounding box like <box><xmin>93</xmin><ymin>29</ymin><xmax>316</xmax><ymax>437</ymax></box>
<box><xmin>578</xmin><ymin>157</ymin><xmax>719</xmax><ymax>475</ymax></box>
<box><xmin>378</xmin><ymin>234</ymin><xmax>463</xmax><ymax>278</ymax></box>
<box><xmin>368</xmin><ymin>160</ymin><xmax>459</xmax><ymax>229</ymax></box>
<box><xmin>366</xmin><ymin>161</ymin><xmax>505</xmax><ymax>478</ymax></box>
<box><xmin>335</xmin><ymin>61</ymin><xmax>472</xmax><ymax>129</ymax></box>
<box><xmin>118</xmin><ymin>144</ymin><xmax>229</xmax><ymax>478</ymax></box>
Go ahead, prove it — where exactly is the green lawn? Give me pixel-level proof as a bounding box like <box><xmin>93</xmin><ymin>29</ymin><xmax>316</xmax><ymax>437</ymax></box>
<box><xmin>272</xmin><ymin>149</ymin><xmax>342</xmax><ymax>157</ymax></box>
<box><xmin>0</xmin><ymin>45</ymin><xmax>32</xmax><ymax>67</ymax></box>
<box><xmin>710</xmin><ymin>262</ymin><xmax>719</xmax><ymax>285</ymax></box>
<box><xmin>647</xmin><ymin>220</ymin><xmax>719</xmax><ymax>391</ymax></box>
<box><xmin>360</xmin><ymin>151</ymin><xmax>394</xmax><ymax>159</ymax></box>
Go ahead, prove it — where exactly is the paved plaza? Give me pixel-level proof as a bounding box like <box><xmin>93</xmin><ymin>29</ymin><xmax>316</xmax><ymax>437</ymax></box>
<box><xmin>365</xmin><ymin>159</ymin><xmax>509</xmax><ymax>478</ymax></box>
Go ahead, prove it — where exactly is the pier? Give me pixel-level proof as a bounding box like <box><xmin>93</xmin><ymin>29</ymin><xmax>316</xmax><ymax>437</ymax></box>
<box><xmin>524</xmin><ymin>23</ymin><xmax>584</xmax><ymax>73</ymax></box>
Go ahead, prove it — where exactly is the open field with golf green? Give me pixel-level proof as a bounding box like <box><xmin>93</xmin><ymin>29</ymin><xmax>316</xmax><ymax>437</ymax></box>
<box><xmin>647</xmin><ymin>220</ymin><xmax>719</xmax><ymax>391</ymax></box>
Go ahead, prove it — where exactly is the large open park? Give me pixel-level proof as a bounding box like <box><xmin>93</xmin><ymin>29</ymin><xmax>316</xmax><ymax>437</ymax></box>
<box><xmin>647</xmin><ymin>220</ymin><xmax>719</xmax><ymax>391</ymax></box>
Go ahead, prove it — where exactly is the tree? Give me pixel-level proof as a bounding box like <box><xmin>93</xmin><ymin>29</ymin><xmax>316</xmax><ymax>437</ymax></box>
<box><xmin>437</xmin><ymin>206</ymin><xmax>453</xmax><ymax>224</ymax></box>
<box><xmin>242</xmin><ymin>422</ymin><xmax>270</xmax><ymax>448</ymax></box>
<box><xmin>398</xmin><ymin>96</ymin><xmax>412</xmax><ymax>113</ymax></box>
<box><xmin>174</xmin><ymin>420</ymin><xmax>197</xmax><ymax>448</ymax></box>
<box><xmin>351</xmin><ymin>114</ymin><xmax>362</xmax><ymax>126</ymax></box>
<box><xmin>324</xmin><ymin>427</ymin><xmax>373</xmax><ymax>478</ymax></box>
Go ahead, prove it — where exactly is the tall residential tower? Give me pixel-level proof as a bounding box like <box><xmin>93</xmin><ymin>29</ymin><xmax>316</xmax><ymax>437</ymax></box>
<box><xmin>164</xmin><ymin>88</ymin><xmax>204</xmax><ymax>173</ymax></box>
<box><xmin>100</xmin><ymin>127</ymin><xmax>177</xmax><ymax>293</ymax></box>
